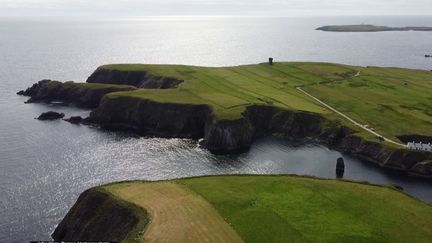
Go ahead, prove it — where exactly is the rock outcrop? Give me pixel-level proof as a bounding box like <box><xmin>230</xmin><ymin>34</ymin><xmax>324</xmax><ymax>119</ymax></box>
<box><xmin>87</xmin><ymin>67</ymin><xmax>183</xmax><ymax>89</ymax></box>
<box><xmin>337</xmin><ymin>135</ymin><xmax>432</xmax><ymax>177</ymax></box>
<box><xmin>202</xmin><ymin>105</ymin><xmax>325</xmax><ymax>153</ymax></box>
<box><xmin>37</xmin><ymin>111</ymin><xmax>65</xmax><ymax>120</ymax></box>
<box><xmin>19</xmin><ymin>80</ymin><xmax>136</xmax><ymax>108</ymax></box>
<box><xmin>52</xmin><ymin>189</ymin><xmax>147</xmax><ymax>242</ymax></box>
<box><xmin>89</xmin><ymin>96</ymin><xmax>212</xmax><ymax>139</ymax></box>
<box><xmin>63</xmin><ymin>116</ymin><xmax>83</xmax><ymax>124</ymax></box>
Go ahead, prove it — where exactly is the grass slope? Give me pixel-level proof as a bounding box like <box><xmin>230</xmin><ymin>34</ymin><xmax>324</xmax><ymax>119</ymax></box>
<box><xmin>102</xmin><ymin>175</ymin><xmax>432</xmax><ymax>243</ymax></box>
<box><xmin>179</xmin><ymin>175</ymin><xmax>432</xmax><ymax>243</ymax></box>
<box><xmin>101</xmin><ymin>62</ymin><xmax>432</xmax><ymax>142</ymax></box>
<box><xmin>103</xmin><ymin>181</ymin><xmax>243</xmax><ymax>243</ymax></box>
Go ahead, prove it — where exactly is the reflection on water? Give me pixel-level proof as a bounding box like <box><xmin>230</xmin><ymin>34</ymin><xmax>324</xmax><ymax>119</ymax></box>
<box><xmin>1</xmin><ymin>101</ymin><xmax>431</xmax><ymax>242</ymax></box>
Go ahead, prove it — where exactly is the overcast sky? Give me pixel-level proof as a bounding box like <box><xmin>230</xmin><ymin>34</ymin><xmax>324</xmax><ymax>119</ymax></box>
<box><xmin>1</xmin><ymin>0</ymin><xmax>431</xmax><ymax>17</ymax></box>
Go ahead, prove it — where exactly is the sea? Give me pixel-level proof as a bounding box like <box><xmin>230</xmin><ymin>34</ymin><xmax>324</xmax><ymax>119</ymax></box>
<box><xmin>1</xmin><ymin>16</ymin><xmax>432</xmax><ymax>242</ymax></box>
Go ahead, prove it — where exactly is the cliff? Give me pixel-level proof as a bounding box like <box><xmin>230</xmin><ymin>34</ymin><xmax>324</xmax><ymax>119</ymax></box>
<box><xmin>90</xmin><ymin>98</ymin><xmax>432</xmax><ymax>177</ymax></box>
<box><xmin>202</xmin><ymin>106</ymin><xmax>326</xmax><ymax>153</ymax></box>
<box><xmin>18</xmin><ymin>80</ymin><xmax>136</xmax><ymax>108</ymax></box>
<box><xmin>87</xmin><ymin>67</ymin><xmax>183</xmax><ymax>89</ymax></box>
<box><xmin>89</xmin><ymin>95</ymin><xmax>212</xmax><ymax>138</ymax></box>
<box><xmin>338</xmin><ymin>135</ymin><xmax>432</xmax><ymax>177</ymax></box>
<box><xmin>52</xmin><ymin>188</ymin><xmax>148</xmax><ymax>242</ymax></box>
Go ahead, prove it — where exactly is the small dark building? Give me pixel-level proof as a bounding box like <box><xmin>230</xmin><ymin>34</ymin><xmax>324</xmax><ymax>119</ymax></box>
<box><xmin>336</xmin><ymin>157</ymin><xmax>345</xmax><ymax>178</ymax></box>
<box><xmin>269</xmin><ymin>57</ymin><xmax>274</xmax><ymax>65</ymax></box>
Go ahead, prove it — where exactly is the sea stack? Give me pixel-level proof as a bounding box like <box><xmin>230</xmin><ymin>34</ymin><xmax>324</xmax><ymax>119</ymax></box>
<box><xmin>336</xmin><ymin>157</ymin><xmax>345</xmax><ymax>178</ymax></box>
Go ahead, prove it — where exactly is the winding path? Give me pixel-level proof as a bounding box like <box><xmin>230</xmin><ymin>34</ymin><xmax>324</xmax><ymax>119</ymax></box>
<box><xmin>296</xmin><ymin>73</ymin><xmax>405</xmax><ymax>147</ymax></box>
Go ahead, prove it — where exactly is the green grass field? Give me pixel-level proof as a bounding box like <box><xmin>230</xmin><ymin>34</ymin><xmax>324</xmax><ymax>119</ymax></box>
<box><xmin>102</xmin><ymin>175</ymin><xmax>432</xmax><ymax>243</ymax></box>
<box><xmin>100</xmin><ymin>62</ymin><xmax>432</xmax><ymax>142</ymax></box>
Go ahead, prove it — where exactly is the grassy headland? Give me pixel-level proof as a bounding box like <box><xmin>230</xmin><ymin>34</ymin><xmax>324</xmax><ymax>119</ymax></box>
<box><xmin>99</xmin><ymin>62</ymin><xmax>432</xmax><ymax>143</ymax></box>
<box><xmin>77</xmin><ymin>175</ymin><xmax>432</xmax><ymax>243</ymax></box>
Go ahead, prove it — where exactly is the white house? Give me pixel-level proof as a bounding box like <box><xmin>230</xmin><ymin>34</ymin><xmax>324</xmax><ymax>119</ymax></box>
<box><xmin>407</xmin><ymin>141</ymin><xmax>432</xmax><ymax>152</ymax></box>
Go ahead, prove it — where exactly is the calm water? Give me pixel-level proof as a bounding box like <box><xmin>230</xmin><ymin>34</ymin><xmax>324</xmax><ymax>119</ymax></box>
<box><xmin>1</xmin><ymin>16</ymin><xmax>432</xmax><ymax>242</ymax></box>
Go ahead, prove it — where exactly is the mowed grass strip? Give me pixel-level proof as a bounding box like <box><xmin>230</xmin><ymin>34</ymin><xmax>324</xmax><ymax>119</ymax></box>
<box><xmin>178</xmin><ymin>175</ymin><xmax>432</xmax><ymax>243</ymax></box>
<box><xmin>104</xmin><ymin>182</ymin><xmax>243</xmax><ymax>243</ymax></box>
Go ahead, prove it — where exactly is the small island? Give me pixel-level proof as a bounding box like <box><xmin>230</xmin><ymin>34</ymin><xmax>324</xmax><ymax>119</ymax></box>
<box><xmin>317</xmin><ymin>24</ymin><xmax>432</xmax><ymax>32</ymax></box>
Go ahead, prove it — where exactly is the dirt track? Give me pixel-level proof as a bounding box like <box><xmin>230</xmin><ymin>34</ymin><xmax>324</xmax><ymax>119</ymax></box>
<box><xmin>296</xmin><ymin>85</ymin><xmax>405</xmax><ymax>147</ymax></box>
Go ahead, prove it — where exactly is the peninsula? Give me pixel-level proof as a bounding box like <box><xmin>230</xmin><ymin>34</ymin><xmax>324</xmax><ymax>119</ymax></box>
<box><xmin>317</xmin><ymin>24</ymin><xmax>432</xmax><ymax>32</ymax></box>
<box><xmin>19</xmin><ymin>62</ymin><xmax>432</xmax><ymax>177</ymax></box>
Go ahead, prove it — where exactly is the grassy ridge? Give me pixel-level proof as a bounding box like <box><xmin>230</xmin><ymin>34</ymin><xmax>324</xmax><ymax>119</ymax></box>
<box><xmin>101</xmin><ymin>175</ymin><xmax>432</xmax><ymax>243</ymax></box>
<box><xmin>101</xmin><ymin>62</ymin><xmax>432</xmax><ymax>141</ymax></box>
<box><xmin>179</xmin><ymin>175</ymin><xmax>432</xmax><ymax>243</ymax></box>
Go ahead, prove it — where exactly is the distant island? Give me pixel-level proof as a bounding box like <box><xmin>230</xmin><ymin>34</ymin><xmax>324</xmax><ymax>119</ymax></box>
<box><xmin>317</xmin><ymin>24</ymin><xmax>432</xmax><ymax>32</ymax></box>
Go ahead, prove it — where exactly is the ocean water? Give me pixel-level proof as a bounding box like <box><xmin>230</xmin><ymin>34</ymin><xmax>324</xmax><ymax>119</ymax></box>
<box><xmin>1</xmin><ymin>16</ymin><xmax>432</xmax><ymax>242</ymax></box>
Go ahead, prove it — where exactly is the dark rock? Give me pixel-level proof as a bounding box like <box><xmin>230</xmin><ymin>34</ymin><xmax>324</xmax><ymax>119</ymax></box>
<box><xmin>202</xmin><ymin>118</ymin><xmax>254</xmax><ymax>154</ymax></box>
<box><xmin>37</xmin><ymin>111</ymin><xmax>65</xmax><ymax>120</ymax></box>
<box><xmin>409</xmin><ymin>161</ymin><xmax>432</xmax><ymax>177</ymax></box>
<box><xmin>90</xmin><ymin>97</ymin><xmax>211</xmax><ymax>139</ymax></box>
<box><xmin>20</xmin><ymin>80</ymin><xmax>136</xmax><ymax>108</ymax></box>
<box><xmin>17</xmin><ymin>90</ymin><xmax>25</xmax><ymax>95</ymax></box>
<box><xmin>391</xmin><ymin>184</ymin><xmax>404</xmax><ymax>191</ymax></box>
<box><xmin>64</xmin><ymin>116</ymin><xmax>83</xmax><ymax>124</ymax></box>
<box><xmin>52</xmin><ymin>189</ymin><xmax>145</xmax><ymax>242</ymax></box>
<box><xmin>87</xmin><ymin>68</ymin><xmax>183</xmax><ymax>89</ymax></box>
<box><xmin>336</xmin><ymin>157</ymin><xmax>345</xmax><ymax>178</ymax></box>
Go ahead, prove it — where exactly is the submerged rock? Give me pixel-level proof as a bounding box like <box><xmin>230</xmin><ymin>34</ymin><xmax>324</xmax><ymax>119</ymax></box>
<box><xmin>64</xmin><ymin>116</ymin><xmax>83</xmax><ymax>124</ymax></box>
<box><xmin>37</xmin><ymin>111</ymin><xmax>65</xmax><ymax>120</ymax></box>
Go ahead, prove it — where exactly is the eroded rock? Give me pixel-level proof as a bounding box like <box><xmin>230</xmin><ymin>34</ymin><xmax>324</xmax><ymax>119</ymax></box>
<box><xmin>37</xmin><ymin>111</ymin><xmax>65</xmax><ymax>120</ymax></box>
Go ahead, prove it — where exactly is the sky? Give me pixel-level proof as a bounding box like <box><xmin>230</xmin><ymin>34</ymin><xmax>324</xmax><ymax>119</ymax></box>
<box><xmin>0</xmin><ymin>0</ymin><xmax>432</xmax><ymax>17</ymax></box>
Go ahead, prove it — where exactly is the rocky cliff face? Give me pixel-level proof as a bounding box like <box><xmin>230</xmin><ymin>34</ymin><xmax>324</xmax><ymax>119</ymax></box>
<box><xmin>202</xmin><ymin>105</ymin><xmax>326</xmax><ymax>153</ymax></box>
<box><xmin>52</xmin><ymin>189</ymin><xmax>145</xmax><ymax>242</ymax></box>
<box><xmin>89</xmin><ymin>98</ymin><xmax>432</xmax><ymax>176</ymax></box>
<box><xmin>90</xmin><ymin>96</ymin><xmax>212</xmax><ymax>139</ymax></box>
<box><xmin>337</xmin><ymin>135</ymin><xmax>432</xmax><ymax>177</ymax></box>
<box><xmin>19</xmin><ymin>80</ymin><xmax>136</xmax><ymax>108</ymax></box>
<box><xmin>87</xmin><ymin>68</ymin><xmax>183</xmax><ymax>89</ymax></box>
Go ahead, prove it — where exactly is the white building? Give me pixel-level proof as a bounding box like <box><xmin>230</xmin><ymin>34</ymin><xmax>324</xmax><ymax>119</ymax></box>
<box><xmin>407</xmin><ymin>141</ymin><xmax>432</xmax><ymax>152</ymax></box>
